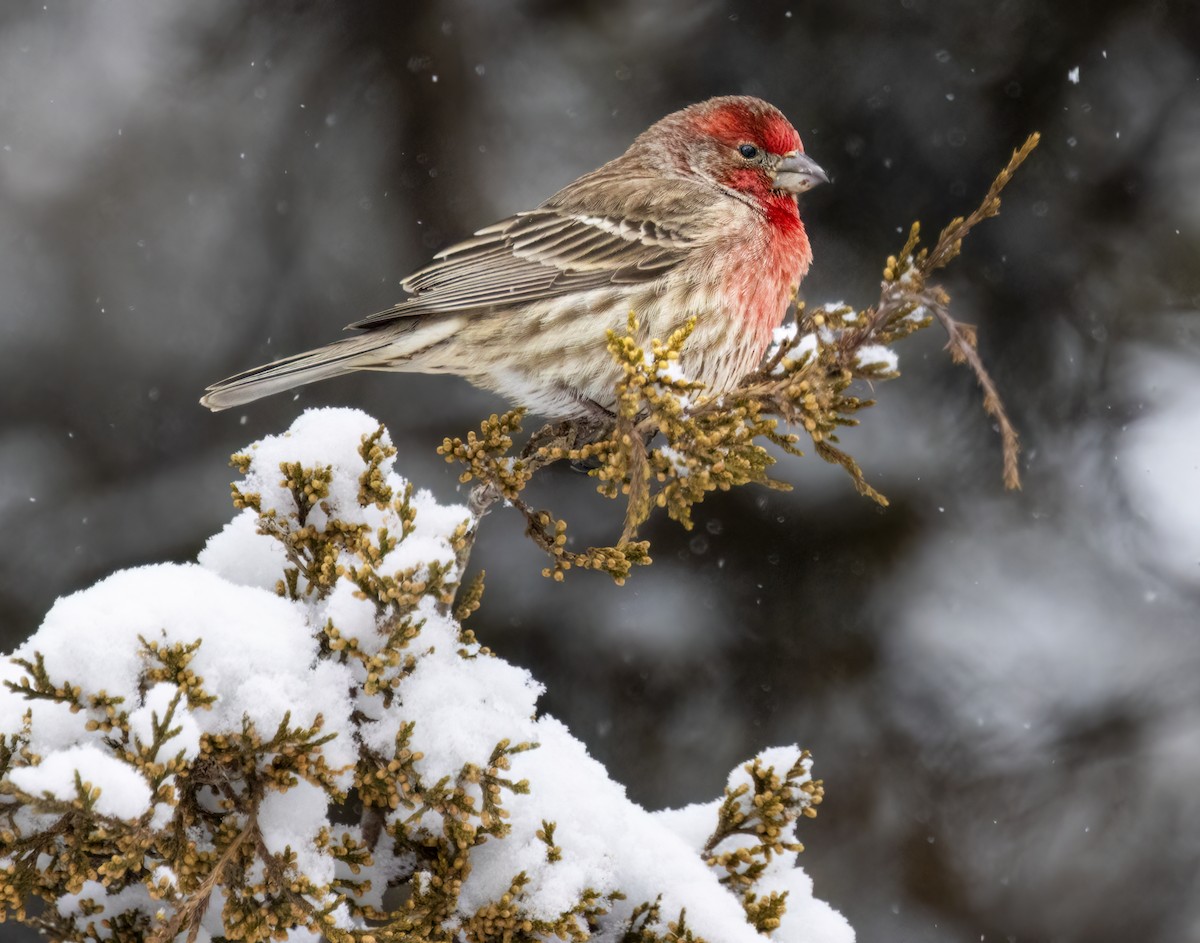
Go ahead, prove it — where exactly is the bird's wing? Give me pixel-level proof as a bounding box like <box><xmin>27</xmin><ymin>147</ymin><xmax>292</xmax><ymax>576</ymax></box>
<box><xmin>346</xmin><ymin>191</ymin><xmax>703</xmax><ymax>329</ymax></box>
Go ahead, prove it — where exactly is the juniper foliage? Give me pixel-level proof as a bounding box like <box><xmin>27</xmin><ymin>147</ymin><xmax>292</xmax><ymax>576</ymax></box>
<box><xmin>1</xmin><ymin>424</ymin><xmax>829</xmax><ymax>943</ymax></box>
<box><xmin>439</xmin><ymin>135</ymin><xmax>1038</xmax><ymax>583</ymax></box>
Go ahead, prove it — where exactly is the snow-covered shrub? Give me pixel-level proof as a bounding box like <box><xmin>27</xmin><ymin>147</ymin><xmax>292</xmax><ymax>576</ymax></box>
<box><xmin>0</xmin><ymin>409</ymin><xmax>850</xmax><ymax>943</ymax></box>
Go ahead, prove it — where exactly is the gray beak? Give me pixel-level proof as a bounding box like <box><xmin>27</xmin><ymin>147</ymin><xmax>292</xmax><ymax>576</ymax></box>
<box><xmin>772</xmin><ymin>151</ymin><xmax>830</xmax><ymax>194</ymax></box>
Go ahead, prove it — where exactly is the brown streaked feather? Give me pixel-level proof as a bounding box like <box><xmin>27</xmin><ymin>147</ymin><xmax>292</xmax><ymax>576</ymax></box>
<box><xmin>345</xmin><ymin>174</ymin><xmax>717</xmax><ymax>330</ymax></box>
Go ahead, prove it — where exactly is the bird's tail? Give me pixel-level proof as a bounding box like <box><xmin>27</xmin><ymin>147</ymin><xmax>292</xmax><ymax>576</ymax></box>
<box><xmin>200</xmin><ymin>333</ymin><xmax>400</xmax><ymax>411</ymax></box>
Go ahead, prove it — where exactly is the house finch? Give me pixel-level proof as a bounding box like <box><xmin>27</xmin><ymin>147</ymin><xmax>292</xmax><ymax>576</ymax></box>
<box><xmin>201</xmin><ymin>95</ymin><xmax>827</xmax><ymax>417</ymax></box>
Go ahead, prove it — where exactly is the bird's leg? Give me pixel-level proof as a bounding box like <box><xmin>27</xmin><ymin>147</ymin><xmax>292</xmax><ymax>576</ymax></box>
<box><xmin>520</xmin><ymin>419</ymin><xmax>603</xmax><ymax>474</ymax></box>
<box><xmin>564</xmin><ymin>398</ymin><xmax>618</xmax><ymax>472</ymax></box>
<box><xmin>574</xmin><ymin>397</ymin><xmax>619</xmax><ymax>436</ymax></box>
<box><xmin>517</xmin><ymin>395</ymin><xmax>618</xmax><ymax>473</ymax></box>
<box><xmin>521</xmin><ymin>420</ymin><xmax>579</xmax><ymax>461</ymax></box>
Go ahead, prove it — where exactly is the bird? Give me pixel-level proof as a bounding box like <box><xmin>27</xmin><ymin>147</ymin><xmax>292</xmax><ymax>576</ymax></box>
<box><xmin>200</xmin><ymin>96</ymin><xmax>828</xmax><ymax>420</ymax></box>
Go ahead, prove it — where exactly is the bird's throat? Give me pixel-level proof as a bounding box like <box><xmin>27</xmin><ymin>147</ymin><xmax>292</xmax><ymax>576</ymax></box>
<box><xmin>723</xmin><ymin>195</ymin><xmax>811</xmax><ymax>358</ymax></box>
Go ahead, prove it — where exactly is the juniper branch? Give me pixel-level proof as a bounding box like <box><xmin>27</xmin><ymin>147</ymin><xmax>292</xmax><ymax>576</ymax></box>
<box><xmin>439</xmin><ymin>134</ymin><xmax>1038</xmax><ymax>579</ymax></box>
<box><xmin>148</xmin><ymin>813</ymin><xmax>258</xmax><ymax>943</ymax></box>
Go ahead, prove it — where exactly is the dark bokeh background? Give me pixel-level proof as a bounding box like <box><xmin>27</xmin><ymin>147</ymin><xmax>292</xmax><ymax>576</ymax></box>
<box><xmin>3</xmin><ymin>2</ymin><xmax>1199</xmax><ymax>940</ymax></box>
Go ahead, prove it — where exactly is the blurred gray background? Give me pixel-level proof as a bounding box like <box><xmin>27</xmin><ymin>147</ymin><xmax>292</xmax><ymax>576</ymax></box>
<box><xmin>3</xmin><ymin>1</ymin><xmax>1199</xmax><ymax>940</ymax></box>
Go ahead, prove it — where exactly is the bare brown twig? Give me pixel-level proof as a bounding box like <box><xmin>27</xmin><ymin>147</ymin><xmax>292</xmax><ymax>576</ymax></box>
<box><xmin>928</xmin><ymin>295</ymin><xmax>1023</xmax><ymax>489</ymax></box>
<box><xmin>149</xmin><ymin>814</ymin><xmax>257</xmax><ymax>943</ymax></box>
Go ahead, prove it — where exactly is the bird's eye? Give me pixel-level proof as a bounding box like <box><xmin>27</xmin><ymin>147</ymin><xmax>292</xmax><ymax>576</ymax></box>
<box><xmin>738</xmin><ymin>143</ymin><xmax>759</xmax><ymax>159</ymax></box>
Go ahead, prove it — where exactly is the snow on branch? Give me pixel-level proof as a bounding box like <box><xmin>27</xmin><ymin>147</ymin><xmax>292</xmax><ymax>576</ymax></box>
<box><xmin>0</xmin><ymin>409</ymin><xmax>851</xmax><ymax>943</ymax></box>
